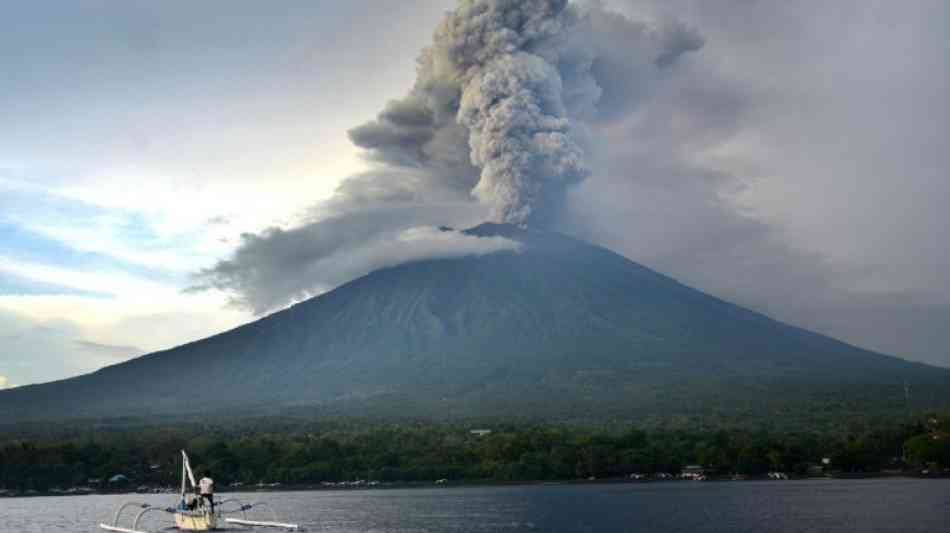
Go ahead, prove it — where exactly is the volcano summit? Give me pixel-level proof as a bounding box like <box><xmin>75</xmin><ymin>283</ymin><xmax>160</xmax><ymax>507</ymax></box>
<box><xmin>2</xmin><ymin>224</ymin><xmax>947</xmax><ymax>425</ymax></box>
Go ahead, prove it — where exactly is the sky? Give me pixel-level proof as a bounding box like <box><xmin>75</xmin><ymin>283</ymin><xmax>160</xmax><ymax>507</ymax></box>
<box><xmin>1</xmin><ymin>0</ymin><xmax>948</xmax><ymax>388</ymax></box>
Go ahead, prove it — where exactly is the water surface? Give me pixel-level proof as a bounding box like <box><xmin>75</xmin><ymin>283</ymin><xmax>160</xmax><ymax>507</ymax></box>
<box><xmin>1</xmin><ymin>479</ymin><xmax>947</xmax><ymax>532</ymax></box>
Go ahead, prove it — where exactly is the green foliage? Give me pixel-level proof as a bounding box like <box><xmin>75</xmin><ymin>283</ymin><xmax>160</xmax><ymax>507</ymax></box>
<box><xmin>1</xmin><ymin>412</ymin><xmax>947</xmax><ymax>491</ymax></box>
<box><xmin>902</xmin><ymin>417</ymin><xmax>950</xmax><ymax>467</ymax></box>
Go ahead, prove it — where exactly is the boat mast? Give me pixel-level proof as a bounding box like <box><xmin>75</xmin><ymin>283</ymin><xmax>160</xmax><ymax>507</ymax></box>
<box><xmin>180</xmin><ymin>450</ymin><xmax>197</xmax><ymax>498</ymax></box>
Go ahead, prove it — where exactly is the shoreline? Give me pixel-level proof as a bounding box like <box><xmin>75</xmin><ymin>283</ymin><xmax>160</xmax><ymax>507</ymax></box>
<box><xmin>3</xmin><ymin>472</ymin><xmax>947</xmax><ymax>499</ymax></box>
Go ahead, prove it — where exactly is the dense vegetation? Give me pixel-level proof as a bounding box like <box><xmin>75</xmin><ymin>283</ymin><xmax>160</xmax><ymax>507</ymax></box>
<box><xmin>1</xmin><ymin>413</ymin><xmax>947</xmax><ymax>492</ymax></box>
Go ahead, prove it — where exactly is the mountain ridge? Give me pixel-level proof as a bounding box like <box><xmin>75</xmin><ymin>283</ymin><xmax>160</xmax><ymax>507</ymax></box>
<box><xmin>2</xmin><ymin>223</ymin><xmax>947</xmax><ymax>425</ymax></box>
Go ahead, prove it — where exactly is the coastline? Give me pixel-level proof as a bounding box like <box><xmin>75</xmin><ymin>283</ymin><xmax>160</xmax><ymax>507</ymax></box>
<box><xmin>2</xmin><ymin>471</ymin><xmax>947</xmax><ymax>499</ymax></box>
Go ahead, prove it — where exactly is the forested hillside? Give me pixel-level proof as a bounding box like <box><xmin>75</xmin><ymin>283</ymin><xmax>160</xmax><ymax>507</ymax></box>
<box><xmin>1</xmin><ymin>413</ymin><xmax>949</xmax><ymax>492</ymax></box>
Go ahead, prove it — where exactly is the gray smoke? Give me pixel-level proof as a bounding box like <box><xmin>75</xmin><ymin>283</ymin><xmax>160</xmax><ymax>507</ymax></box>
<box><xmin>349</xmin><ymin>0</ymin><xmax>702</xmax><ymax>225</ymax></box>
<box><xmin>192</xmin><ymin>212</ymin><xmax>516</xmax><ymax>313</ymax></box>
<box><xmin>197</xmin><ymin>0</ymin><xmax>705</xmax><ymax>313</ymax></box>
<box><xmin>439</xmin><ymin>0</ymin><xmax>588</xmax><ymax>225</ymax></box>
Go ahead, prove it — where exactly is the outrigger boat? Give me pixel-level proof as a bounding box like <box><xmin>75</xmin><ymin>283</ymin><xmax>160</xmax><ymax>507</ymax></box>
<box><xmin>100</xmin><ymin>450</ymin><xmax>300</xmax><ymax>532</ymax></box>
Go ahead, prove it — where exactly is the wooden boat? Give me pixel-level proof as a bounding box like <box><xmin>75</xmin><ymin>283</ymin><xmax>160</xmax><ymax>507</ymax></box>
<box><xmin>175</xmin><ymin>450</ymin><xmax>217</xmax><ymax>531</ymax></box>
<box><xmin>99</xmin><ymin>450</ymin><xmax>299</xmax><ymax>532</ymax></box>
<box><xmin>174</xmin><ymin>509</ymin><xmax>217</xmax><ymax>531</ymax></box>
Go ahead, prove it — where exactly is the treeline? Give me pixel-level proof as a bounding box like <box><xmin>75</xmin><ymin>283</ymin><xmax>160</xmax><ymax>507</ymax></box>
<box><xmin>1</xmin><ymin>413</ymin><xmax>948</xmax><ymax>491</ymax></box>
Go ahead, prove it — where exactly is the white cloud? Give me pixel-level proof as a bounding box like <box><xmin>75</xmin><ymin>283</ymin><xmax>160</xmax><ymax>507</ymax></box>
<box><xmin>0</xmin><ymin>296</ymin><xmax>250</xmax><ymax>386</ymax></box>
<box><xmin>0</xmin><ymin>375</ymin><xmax>10</xmax><ymax>389</ymax></box>
<box><xmin>0</xmin><ymin>257</ymin><xmax>166</xmax><ymax>298</ymax></box>
<box><xmin>0</xmin><ymin>291</ymin><xmax>248</xmax><ymax>352</ymax></box>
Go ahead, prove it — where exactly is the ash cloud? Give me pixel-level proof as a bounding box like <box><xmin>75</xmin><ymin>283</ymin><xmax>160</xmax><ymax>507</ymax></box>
<box><xmin>348</xmin><ymin>0</ymin><xmax>702</xmax><ymax>225</ymax></box>
<box><xmin>194</xmin><ymin>224</ymin><xmax>519</xmax><ymax>313</ymax></box>
<box><xmin>194</xmin><ymin>0</ymin><xmax>950</xmax><ymax>368</ymax></box>
<box><xmin>198</xmin><ymin>0</ymin><xmax>701</xmax><ymax>314</ymax></box>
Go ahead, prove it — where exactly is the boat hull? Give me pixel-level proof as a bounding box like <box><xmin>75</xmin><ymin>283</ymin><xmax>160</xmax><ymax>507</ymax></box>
<box><xmin>175</xmin><ymin>511</ymin><xmax>217</xmax><ymax>531</ymax></box>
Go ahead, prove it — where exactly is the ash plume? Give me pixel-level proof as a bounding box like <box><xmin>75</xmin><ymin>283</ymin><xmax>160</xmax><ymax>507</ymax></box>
<box><xmin>436</xmin><ymin>0</ymin><xmax>589</xmax><ymax>225</ymax></box>
<box><xmin>198</xmin><ymin>0</ymin><xmax>706</xmax><ymax>313</ymax></box>
<box><xmin>350</xmin><ymin>0</ymin><xmax>702</xmax><ymax>226</ymax></box>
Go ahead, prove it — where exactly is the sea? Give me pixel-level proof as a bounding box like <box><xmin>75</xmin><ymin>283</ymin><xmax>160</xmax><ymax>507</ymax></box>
<box><xmin>0</xmin><ymin>478</ymin><xmax>947</xmax><ymax>532</ymax></box>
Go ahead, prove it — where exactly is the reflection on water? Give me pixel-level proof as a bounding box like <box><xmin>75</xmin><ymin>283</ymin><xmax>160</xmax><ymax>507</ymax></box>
<box><xmin>0</xmin><ymin>479</ymin><xmax>947</xmax><ymax>533</ymax></box>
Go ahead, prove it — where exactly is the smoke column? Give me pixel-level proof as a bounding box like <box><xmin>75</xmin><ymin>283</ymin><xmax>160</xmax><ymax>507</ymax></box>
<box><xmin>347</xmin><ymin>0</ymin><xmax>705</xmax><ymax>227</ymax></box>
<box><xmin>350</xmin><ymin>0</ymin><xmax>597</xmax><ymax>226</ymax></box>
<box><xmin>436</xmin><ymin>0</ymin><xmax>591</xmax><ymax>225</ymax></box>
<box><xmin>200</xmin><ymin>0</ymin><xmax>704</xmax><ymax>312</ymax></box>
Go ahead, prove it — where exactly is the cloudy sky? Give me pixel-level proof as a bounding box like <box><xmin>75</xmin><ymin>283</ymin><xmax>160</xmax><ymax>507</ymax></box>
<box><xmin>1</xmin><ymin>0</ymin><xmax>948</xmax><ymax>388</ymax></box>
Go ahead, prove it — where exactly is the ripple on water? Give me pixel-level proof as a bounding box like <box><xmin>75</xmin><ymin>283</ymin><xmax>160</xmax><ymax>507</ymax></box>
<box><xmin>0</xmin><ymin>480</ymin><xmax>947</xmax><ymax>533</ymax></box>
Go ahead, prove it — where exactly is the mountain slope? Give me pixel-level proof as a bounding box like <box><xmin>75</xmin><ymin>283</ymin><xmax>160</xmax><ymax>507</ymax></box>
<box><xmin>2</xmin><ymin>223</ymin><xmax>947</xmax><ymax>424</ymax></box>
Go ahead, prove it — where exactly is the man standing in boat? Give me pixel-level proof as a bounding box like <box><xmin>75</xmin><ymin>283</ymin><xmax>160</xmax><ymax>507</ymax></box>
<box><xmin>198</xmin><ymin>471</ymin><xmax>215</xmax><ymax>513</ymax></box>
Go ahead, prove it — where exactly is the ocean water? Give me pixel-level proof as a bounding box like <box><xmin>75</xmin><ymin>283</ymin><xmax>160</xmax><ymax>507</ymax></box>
<box><xmin>0</xmin><ymin>479</ymin><xmax>947</xmax><ymax>533</ymax></box>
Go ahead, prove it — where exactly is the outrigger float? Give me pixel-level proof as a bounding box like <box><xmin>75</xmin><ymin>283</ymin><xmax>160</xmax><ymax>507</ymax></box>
<box><xmin>100</xmin><ymin>450</ymin><xmax>300</xmax><ymax>532</ymax></box>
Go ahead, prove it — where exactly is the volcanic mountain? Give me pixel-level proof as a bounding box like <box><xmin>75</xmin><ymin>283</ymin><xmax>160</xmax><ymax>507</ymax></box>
<box><xmin>2</xmin><ymin>223</ymin><xmax>948</xmax><ymax>425</ymax></box>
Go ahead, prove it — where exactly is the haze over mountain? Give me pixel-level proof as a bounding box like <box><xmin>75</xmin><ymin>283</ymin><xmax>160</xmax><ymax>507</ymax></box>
<box><xmin>2</xmin><ymin>224</ymin><xmax>947</xmax><ymax>426</ymax></box>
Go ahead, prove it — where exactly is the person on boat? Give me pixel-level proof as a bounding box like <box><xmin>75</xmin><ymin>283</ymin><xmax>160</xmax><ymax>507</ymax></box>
<box><xmin>198</xmin><ymin>471</ymin><xmax>215</xmax><ymax>513</ymax></box>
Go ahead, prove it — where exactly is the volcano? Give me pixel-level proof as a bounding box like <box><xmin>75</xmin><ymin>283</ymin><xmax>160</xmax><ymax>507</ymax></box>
<box><xmin>2</xmin><ymin>223</ymin><xmax>948</xmax><ymax>425</ymax></box>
